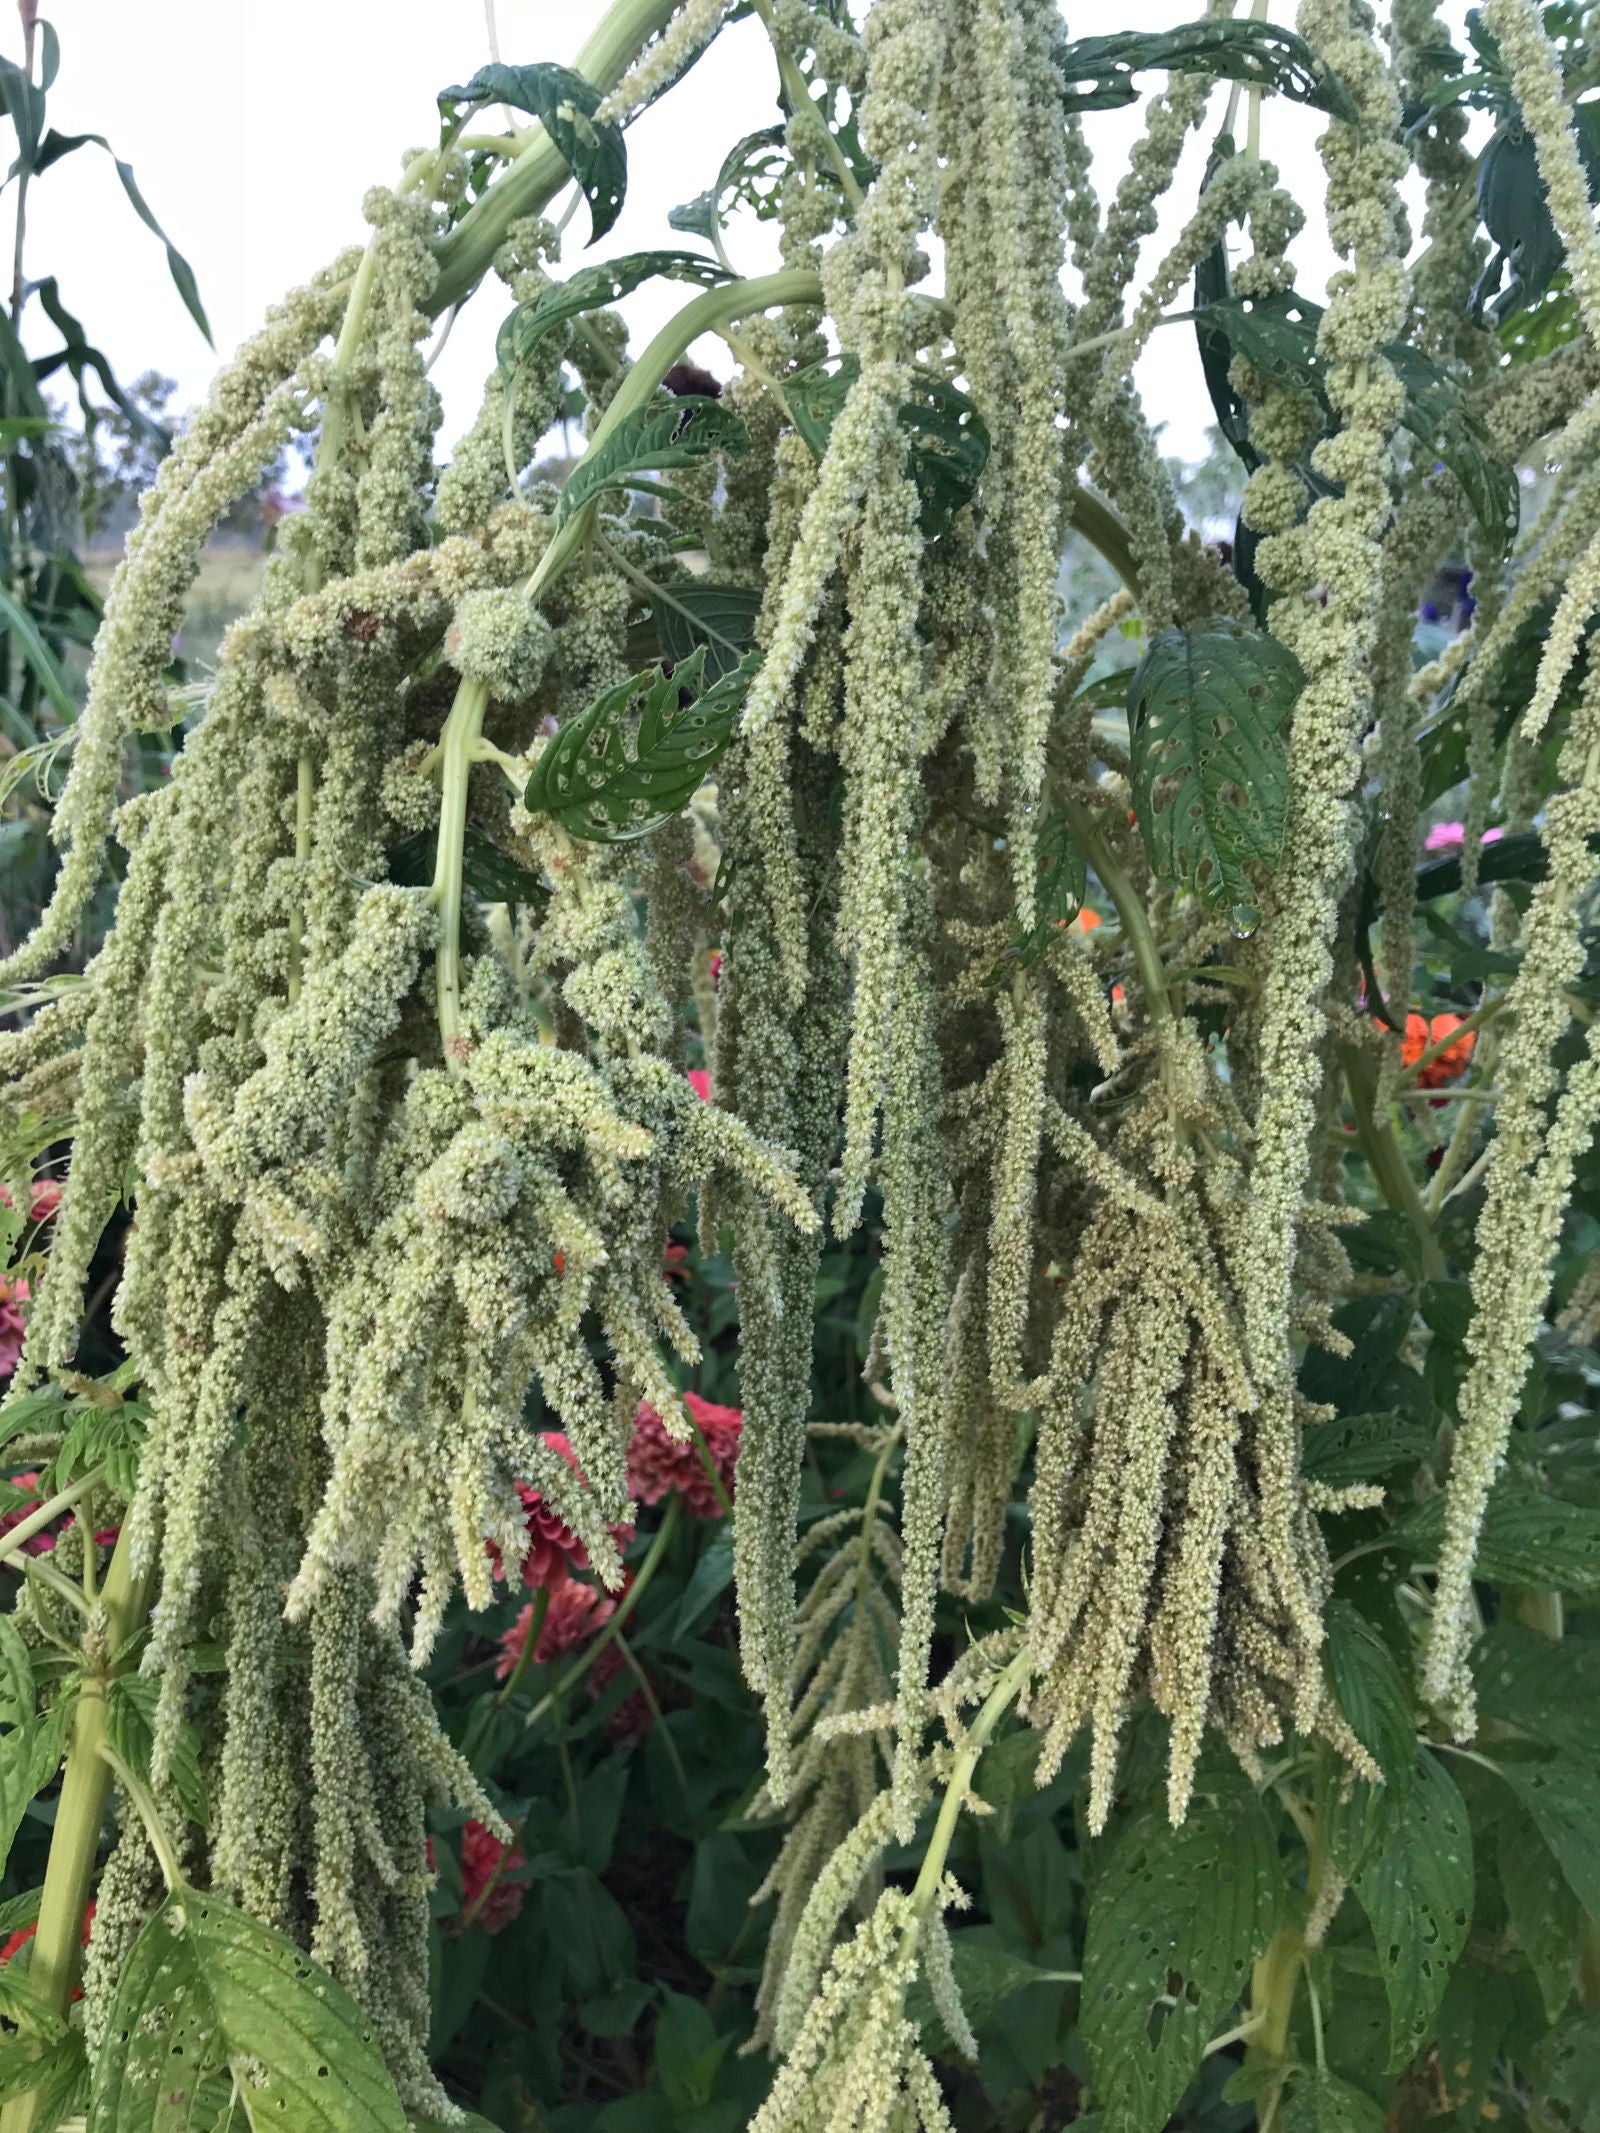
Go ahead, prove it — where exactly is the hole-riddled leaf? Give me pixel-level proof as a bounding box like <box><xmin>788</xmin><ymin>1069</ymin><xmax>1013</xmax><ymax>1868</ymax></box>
<box><xmin>1397</xmin><ymin>1487</ymin><xmax>1600</xmax><ymax>1593</ymax></box>
<box><xmin>88</xmin><ymin>1891</ymin><xmax>406</xmax><ymax>2133</ymax></box>
<box><xmin>437</xmin><ymin>63</ymin><xmax>625</xmax><ymax>246</ymax></box>
<box><xmin>1082</xmin><ymin>1773</ymin><xmax>1283</xmax><ymax>2133</ymax></box>
<box><xmin>1338</xmin><ymin>1747</ymin><xmax>1472</xmax><ymax>2070</ymax></box>
<box><xmin>669</xmin><ymin>125</ymin><xmax>789</xmax><ymax>242</ymax></box>
<box><xmin>496</xmin><ymin>251</ymin><xmax>733</xmax><ymax>385</ymax></box>
<box><xmin>1278</xmin><ymin>2071</ymin><xmax>1387</xmax><ymax>2133</ymax></box>
<box><xmin>645</xmin><ymin>579</ymin><xmax>762</xmax><ymax>683</ymax></box>
<box><xmin>524</xmin><ymin>645</ymin><xmax>759</xmax><ymax>842</ymax></box>
<box><xmin>1499</xmin><ymin>1798</ymin><xmax>1582</xmax><ymax>2022</ymax></box>
<box><xmin>1324</xmin><ymin>1599</ymin><xmax>1415</xmax><ymax>1808</ymax></box>
<box><xmin>1496</xmin><ymin>1754</ymin><xmax>1600</xmax><ymax>1926</ymax></box>
<box><xmin>1127</xmin><ymin>616</ymin><xmax>1300</xmax><ymax>911</ymax></box>
<box><xmin>1474</xmin><ymin>1625</ymin><xmax>1600</xmax><ymax>1759</ymax></box>
<box><xmin>558</xmin><ymin>395</ymin><xmax>750</xmax><ymax>527</ymax></box>
<box><xmin>785</xmin><ymin>354</ymin><xmax>990</xmax><ymax>539</ymax></box>
<box><xmin>1054</xmin><ymin>20</ymin><xmax>1359</xmax><ymax>120</ymax></box>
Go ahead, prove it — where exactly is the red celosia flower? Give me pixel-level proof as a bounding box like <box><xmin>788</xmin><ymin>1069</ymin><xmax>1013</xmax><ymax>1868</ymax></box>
<box><xmin>626</xmin><ymin>1391</ymin><xmax>741</xmax><ymax>1519</ymax></box>
<box><xmin>460</xmin><ymin>1820</ymin><xmax>526</xmax><ymax>1935</ymax></box>
<box><xmin>661</xmin><ymin>1241</ymin><xmax>690</xmax><ymax>1282</ymax></box>
<box><xmin>488</xmin><ymin>1431</ymin><xmax>590</xmax><ymax>1588</ymax></box>
<box><xmin>1</xmin><ymin>1901</ymin><xmax>94</xmax><ymax>1994</ymax></box>
<box><xmin>495</xmin><ymin>1569</ymin><xmax>615</xmax><ymax>1680</ymax></box>
<box><xmin>1395</xmin><ymin>1011</ymin><xmax>1477</xmax><ymax>1090</ymax></box>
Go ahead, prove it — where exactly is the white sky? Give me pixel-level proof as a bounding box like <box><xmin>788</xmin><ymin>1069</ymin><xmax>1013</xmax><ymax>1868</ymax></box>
<box><xmin>19</xmin><ymin>2</ymin><xmax>1477</xmax><ymax>469</ymax></box>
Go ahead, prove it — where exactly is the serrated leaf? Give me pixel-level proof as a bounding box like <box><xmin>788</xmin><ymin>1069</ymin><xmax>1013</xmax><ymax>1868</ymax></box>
<box><xmin>1474</xmin><ymin>1625</ymin><xmax>1600</xmax><ymax>1756</ymax></box>
<box><xmin>55</xmin><ymin>1400</ymin><xmax>146</xmax><ymax>1494</ymax></box>
<box><xmin>1324</xmin><ymin>1601</ymin><xmax>1413</xmax><ymax>1806</ymax></box>
<box><xmin>0</xmin><ymin>1886</ymin><xmax>42</xmax><ymax>1941</ymax></box>
<box><xmin>1340</xmin><ymin>1747</ymin><xmax>1472</xmax><ymax>2069</ymax></box>
<box><xmin>1477</xmin><ymin>109</ymin><xmax>1600</xmax><ymax>324</ymax></box>
<box><xmin>668</xmin><ymin>126</ymin><xmax>788</xmax><ymax>241</ymax></box>
<box><xmin>438</xmin><ymin>63</ymin><xmax>625</xmax><ymax>245</ymax></box>
<box><xmin>1279</xmin><ymin>2071</ymin><xmax>1385</xmax><ymax>2133</ymax></box>
<box><xmin>785</xmin><ymin>355</ymin><xmax>989</xmax><ymax>539</ymax></box>
<box><xmin>1301</xmin><ymin>1409</ymin><xmax>1431</xmax><ymax>1487</ymax></box>
<box><xmin>496</xmin><ymin>251</ymin><xmax>732</xmax><ymax>383</ymax></box>
<box><xmin>89</xmin><ymin>1890</ymin><xmax>406</xmax><ymax>2133</ymax></box>
<box><xmin>1496</xmin><ymin>1754</ymin><xmax>1600</xmax><ymax>1924</ymax></box>
<box><xmin>27</xmin><ymin>1690</ymin><xmax>73</xmax><ymax>1802</ymax></box>
<box><xmin>1128</xmin><ymin>617</ymin><xmax>1300</xmax><ymax>913</ymax></box>
<box><xmin>1499</xmin><ymin>1798</ymin><xmax>1581</xmax><ymax>2021</ymax></box>
<box><xmin>107</xmin><ymin>1675</ymin><xmax>208</xmax><ymax>1830</ymax></box>
<box><xmin>559</xmin><ymin>396</ymin><xmax>750</xmax><ymax>527</ymax></box>
<box><xmin>1053</xmin><ymin>21</ymin><xmax>1359</xmax><ymax>121</ymax></box>
<box><xmin>524</xmin><ymin>646</ymin><xmax>758</xmax><ymax>842</ymax></box>
<box><xmin>1396</xmin><ymin>1487</ymin><xmax>1600</xmax><ymax>1591</ymax></box>
<box><xmin>0</xmin><ymin>1614</ymin><xmax>37</xmax><ymax>1876</ymax></box>
<box><xmin>0</xmin><ymin>2028</ymin><xmax>84</xmax><ymax>2119</ymax></box>
<box><xmin>1082</xmin><ymin>1774</ymin><xmax>1283</xmax><ymax>2133</ymax></box>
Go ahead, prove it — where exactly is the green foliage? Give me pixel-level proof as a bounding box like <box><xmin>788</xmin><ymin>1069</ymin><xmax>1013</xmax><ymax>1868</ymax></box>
<box><xmin>496</xmin><ymin>252</ymin><xmax>733</xmax><ymax>385</ymax></box>
<box><xmin>525</xmin><ymin>644</ymin><xmax>758</xmax><ymax>842</ymax></box>
<box><xmin>90</xmin><ymin>1890</ymin><xmax>407</xmax><ymax>2133</ymax></box>
<box><xmin>437</xmin><ymin>63</ymin><xmax>626</xmax><ymax>244</ymax></box>
<box><xmin>1081</xmin><ymin>1772</ymin><xmax>1282</xmax><ymax>2132</ymax></box>
<box><xmin>1127</xmin><ymin>616</ymin><xmax>1299</xmax><ymax>916</ymax></box>
<box><xmin>1052</xmin><ymin>21</ymin><xmax>1359</xmax><ymax>121</ymax></box>
<box><xmin>558</xmin><ymin>395</ymin><xmax>750</xmax><ymax>525</ymax></box>
<box><xmin>669</xmin><ymin>127</ymin><xmax>789</xmax><ymax>244</ymax></box>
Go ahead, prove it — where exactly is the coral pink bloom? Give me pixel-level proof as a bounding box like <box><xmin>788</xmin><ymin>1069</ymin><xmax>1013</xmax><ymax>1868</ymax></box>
<box><xmin>460</xmin><ymin>1820</ymin><xmax>526</xmax><ymax>1935</ymax></box>
<box><xmin>495</xmin><ymin>1570</ymin><xmax>616</xmax><ymax>1680</ymax></box>
<box><xmin>687</xmin><ymin>1068</ymin><xmax>711</xmax><ymax>1101</ymax></box>
<box><xmin>627</xmin><ymin>1391</ymin><xmax>742</xmax><ymax>1519</ymax></box>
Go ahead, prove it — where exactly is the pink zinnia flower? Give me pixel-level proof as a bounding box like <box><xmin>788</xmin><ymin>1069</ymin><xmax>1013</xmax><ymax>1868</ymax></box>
<box><xmin>626</xmin><ymin>1391</ymin><xmax>741</xmax><ymax>1519</ymax></box>
<box><xmin>1424</xmin><ymin>822</ymin><xmax>1504</xmax><ymax>853</ymax></box>
<box><xmin>0</xmin><ymin>1286</ymin><xmax>26</xmax><ymax>1381</ymax></box>
<box><xmin>460</xmin><ymin>1820</ymin><xmax>526</xmax><ymax>1935</ymax></box>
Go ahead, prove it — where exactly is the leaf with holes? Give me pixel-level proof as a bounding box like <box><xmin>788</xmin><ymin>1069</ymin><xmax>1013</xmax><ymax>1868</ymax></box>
<box><xmin>1301</xmin><ymin>1409</ymin><xmax>1432</xmax><ymax>1488</ymax></box>
<box><xmin>669</xmin><ymin>125</ymin><xmax>789</xmax><ymax>241</ymax></box>
<box><xmin>1496</xmin><ymin>1755</ymin><xmax>1600</xmax><ymax>1925</ymax></box>
<box><xmin>1324</xmin><ymin>1601</ymin><xmax>1414</xmax><ymax>1809</ymax></box>
<box><xmin>1499</xmin><ymin>1797</ymin><xmax>1582</xmax><ymax>2022</ymax></box>
<box><xmin>524</xmin><ymin>645</ymin><xmax>759</xmax><ymax>841</ymax></box>
<box><xmin>1082</xmin><ymin>1773</ymin><xmax>1283</xmax><ymax>2133</ymax></box>
<box><xmin>437</xmin><ymin>63</ymin><xmax>625</xmax><ymax>245</ymax></box>
<box><xmin>1341</xmin><ymin>1747</ymin><xmax>1472</xmax><ymax>2070</ymax></box>
<box><xmin>1128</xmin><ymin>617</ymin><xmax>1300</xmax><ymax>913</ymax></box>
<box><xmin>785</xmin><ymin>355</ymin><xmax>989</xmax><ymax>538</ymax></box>
<box><xmin>88</xmin><ymin>1890</ymin><xmax>406</xmax><ymax>2133</ymax></box>
<box><xmin>1279</xmin><ymin>2071</ymin><xmax>1386</xmax><ymax>2133</ymax></box>
<box><xmin>559</xmin><ymin>397</ymin><xmax>750</xmax><ymax>527</ymax></box>
<box><xmin>1532</xmin><ymin>2010</ymin><xmax>1600</xmax><ymax>2131</ymax></box>
<box><xmin>1053</xmin><ymin>21</ymin><xmax>1358</xmax><ymax>120</ymax></box>
<box><xmin>1396</xmin><ymin>1488</ymin><xmax>1600</xmax><ymax>1591</ymax></box>
<box><xmin>496</xmin><ymin>251</ymin><xmax>732</xmax><ymax>384</ymax></box>
<box><xmin>1474</xmin><ymin>1626</ymin><xmax>1600</xmax><ymax>1757</ymax></box>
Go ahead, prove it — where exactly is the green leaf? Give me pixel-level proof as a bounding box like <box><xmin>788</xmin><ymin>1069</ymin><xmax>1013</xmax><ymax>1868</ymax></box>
<box><xmin>1053</xmin><ymin>22</ymin><xmax>1359</xmax><ymax>122</ymax></box>
<box><xmin>1279</xmin><ymin>2071</ymin><xmax>1386</xmax><ymax>2133</ymax></box>
<box><xmin>1323</xmin><ymin>1601</ymin><xmax>1413</xmax><ymax>1806</ymax></box>
<box><xmin>1499</xmin><ymin>1797</ymin><xmax>1581</xmax><ymax>2021</ymax></box>
<box><xmin>0</xmin><ymin>582</ymin><xmax>77</xmax><ymax>725</ymax></box>
<box><xmin>674</xmin><ymin>1528</ymin><xmax>734</xmax><ymax>1639</ymax></box>
<box><xmin>55</xmin><ymin>1397</ymin><xmax>147</xmax><ymax>1497</ymax></box>
<box><xmin>1081</xmin><ymin>1774</ymin><xmax>1283</xmax><ymax>2133</ymax></box>
<box><xmin>1127</xmin><ymin>617</ymin><xmax>1301</xmax><ymax>915</ymax></box>
<box><xmin>0</xmin><ymin>2028</ymin><xmax>85</xmax><ymax>2121</ymax></box>
<box><xmin>1496</xmin><ymin>1755</ymin><xmax>1600</xmax><ymax>1924</ymax></box>
<box><xmin>559</xmin><ymin>396</ymin><xmax>750</xmax><ymax>527</ymax></box>
<box><xmin>1474</xmin><ymin>1625</ymin><xmax>1600</xmax><ymax>1756</ymax></box>
<box><xmin>107</xmin><ymin>1674</ymin><xmax>208</xmax><ymax>1830</ymax></box>
<box><xmin>1396</xmin><ymin>1487</ymin><xmax>1600</xmax><ymax>1591</ymax></box>
<box><xmin>1477</xmin><ymin>108</ymin><xmax>1600</xmax><ymax>323</ymax></box>
<box><xmin>1301</xmin><ymin>1409</ymin><xmax>1432</xmax><ymax>1488</ymax></box>
<box><xmin>1384</xmin><ymin>339</ymin><xmax>1519</xmax><ymax>546</ymax></box>
<box><xmin>0</xmin><ymin>1886</ymin><xmax>42</xmax><ymax>1941</ymax></box>
<box><xmin>1341</xmin><ymin>1747</ymin><xmax>1472</xmax><ymax>2069</ymax></box>
<box><xmin>437</xmin><ymin>63</ymin><xmax>625</xmax><ymax>245</ymax></box>
<box><xmin>640</xmin><ymin>578</ymin><xmax>762</xmax><ymax>684</ymax></box>
<box><xmin>1013</xmin><ymin>809</ymin><xmax>1089</xmax><ymax>967</ymax></box>
<box><xmin>669</xmin><ymin>126</ymin><xmax>789</xmax><ymax>242</ymax></box>
<box><xmin>89</xmin><ymin>1889</ymin><xmax>407</xmax><ymax>2133</ymax></box>
<box><xmin>385</xmin><ymin>826</ymin><xmax>549</xmax><ymax>910</ymax></box>
<box><xmin>1533</xmin><ymin>2010</ymin><xmax>1600</xmax><ymax>2132</ymax></box>
<box><xmin>785</xmin><ymin>354</ymin><xmax>989</xmax><ymax>538</ymax></box>
<box><xmin>906</xmin><ymin>1928</ymin><xmax>1071</xmax><ymax>2054</ymax></box>
<box><xmin>0</xmin><ymin>54</ymin><xmax>47</xmax><ymax>169</ymax></box>
<box><xmin>496</xmin><ymin>251</ymin><xmax>732</xmax><ymax>383</ymax></box>
<box><xmin>30</xmin><ymin>133</ymin><xmax>210</xmax><ymax>345</ymax></box>
<box><xmin>653</xmin><ymin>1990</ymin><xmax>729</xmax><ymax>2115</ymax></box>
<box><xmin>0</xmin><ymin>1614</ymin><xmax>38</xmax><ymax>1875</ymax></box>
<box><xmin>524</xmin><ymin>645</ymin><xmax>759</xmax><ymax>842</ymax></box>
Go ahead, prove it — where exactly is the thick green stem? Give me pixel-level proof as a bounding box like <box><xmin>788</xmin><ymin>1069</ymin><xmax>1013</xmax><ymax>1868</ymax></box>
<box><xmin>430</xmin><ymin>677</ymin><xmax>490</xmax><ymax>1055</ymax></box>
<box><xmin>428</xmin><ymin>0</ymin><xmax>683</xmax><ymax>315</ymax></box>
<box><xmin>0</xmin><ymin>1523</ymin><xmax>158</xmax><ymax>2133</ymax></box>
<box><xmin>1339</xmin><ymin>1042</ymin><xmax>1448</xmax><ymax>1284</ymax></box>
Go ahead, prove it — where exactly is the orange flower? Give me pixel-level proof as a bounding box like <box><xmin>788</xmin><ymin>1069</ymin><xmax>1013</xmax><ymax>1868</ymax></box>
<box><xmin>1394</xmin><ymin>1011</ymin><xmax>1477</xmax><ymax>1090</ymax></box>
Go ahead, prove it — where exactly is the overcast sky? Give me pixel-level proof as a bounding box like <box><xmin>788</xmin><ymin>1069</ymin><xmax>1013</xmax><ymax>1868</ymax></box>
<box><xmin>19</xmin><ymin>2</ymin><xmax>1478</xmax><ymax>468</ymax></box>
